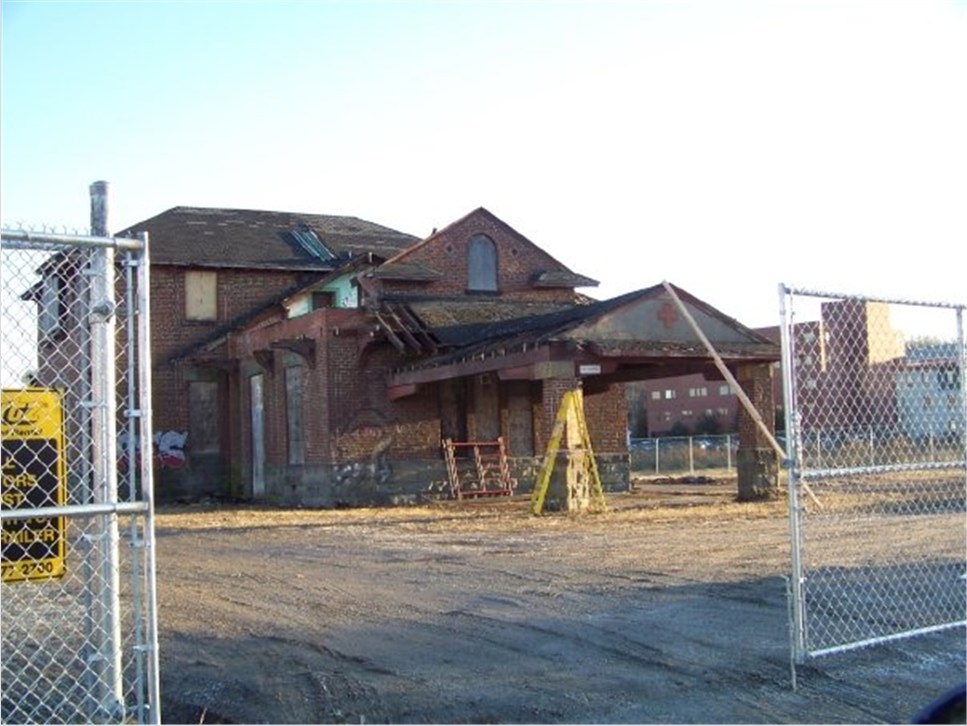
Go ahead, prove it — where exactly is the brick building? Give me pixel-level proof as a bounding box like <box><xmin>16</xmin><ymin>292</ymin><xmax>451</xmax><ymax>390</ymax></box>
<box><xmin>629</xmin><ymin>374</ymin><xmax>741</xmax><ymax>437</ymax></box>
<box><xmin>632</xmin><ymin>301</ymin><xmax>911</xmax><ymax>439</ymax></box>
<box><xmin>36</xmin><ymin>204</ymin><xmax>780</xmax><ymax>505</ymax></box>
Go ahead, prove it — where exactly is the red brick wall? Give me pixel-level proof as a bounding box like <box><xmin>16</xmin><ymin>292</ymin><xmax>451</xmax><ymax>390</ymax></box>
<box><xmin>381</xmin><ymin>212</ymin><xmax>582</xmax><ymax>302</ymax></box>
<box><xmin>584</xmin><ymin>383</ymin><xmax>628</xmax><ymax>452</ymax></box>
<box><xmin>151</xmin><ymin>266</ymin><xmax>310</xmax><ymax>364</ymax></box>
<box><xmin>535</xmin><ymin>379</ymin><xmax>627</xmax><ymax>454</ymax></box>
<box><xmin>329</xmin><ymin>342</ymin><xmax>441</xmax><ymax>463</ymax></box>
<box><xmin>150</xmin><ymin>265</ymin><xmax>318</xmax><ymax>490</ymax></box>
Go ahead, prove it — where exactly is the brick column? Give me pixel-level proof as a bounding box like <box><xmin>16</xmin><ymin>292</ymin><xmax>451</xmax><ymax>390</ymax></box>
<box><xmin>536</xmin><ymin>377</ymin><xmax>580</xmax><ymax>452</ymax></box>
<box><xmin>536</xmin><ymin>377</ymin><xmax>580</xmax><ymax>512</ymax></box>
<box><xmin>735</xmin><ymin>363</ymin><xmax>779</xmax><ymax>501</ymax></box>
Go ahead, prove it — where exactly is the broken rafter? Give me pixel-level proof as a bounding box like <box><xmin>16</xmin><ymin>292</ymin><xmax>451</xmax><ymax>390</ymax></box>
<box><xmin>382</xmin><ymin>306</ymin><xmax>423</xmax><ymax>353</ymax></box>
<box><xmin>393</xmin><ymin>304</ymin><xmax>439</xmax><ymax>353</ymax></box>
<box><xmin>372</xmin><ymin>311</ymin><xmax>407</xmax><ymax>354</ymax></box>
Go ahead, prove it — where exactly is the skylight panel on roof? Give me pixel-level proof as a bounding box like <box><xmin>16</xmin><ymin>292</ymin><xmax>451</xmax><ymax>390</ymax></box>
<box><xmin>289</xmin><ymin>226</ymin><xmax>335</xmax><ymax>261</ymax></box>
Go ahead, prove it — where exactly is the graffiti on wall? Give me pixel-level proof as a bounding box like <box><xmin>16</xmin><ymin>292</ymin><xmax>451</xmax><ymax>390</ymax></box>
<box><xmin>154</xmin><ymin>430</ymin><xmax>188</xmax><ymax>468</ymax></box>
<box><xmin>334</xmin><ymin>425</ymin><xmax>394</xmax><ymax>486</ymax></box>
<box><xmin>332</xmin><ymin>409</ymin><xmax>442</xmax><ymax>491</ymax></box>
<box><xmin>333</xmin><ymin>412</ymin><xmax>395</xmax><ymax>489</ymax></box>
<box><xmin>118</xmin><ymin>430</ymin><xmax>188</xmax><ymax>470</ymax></box>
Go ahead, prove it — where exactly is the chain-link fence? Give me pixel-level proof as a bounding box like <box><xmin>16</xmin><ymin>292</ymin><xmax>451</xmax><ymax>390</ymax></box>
<box><xmin>1</xmin><ymin>228</ymin><xmax>160</xmax><ymax>724</ymax></box>
<box><xmin>779</xmin><ymin>286</ymin><xmax>966</xmax><ymax>663</ymax></box>
<box><xmin>629</xmin><ymin>434</ymin><xmax>739</xmax><ymax>475</ymax></box>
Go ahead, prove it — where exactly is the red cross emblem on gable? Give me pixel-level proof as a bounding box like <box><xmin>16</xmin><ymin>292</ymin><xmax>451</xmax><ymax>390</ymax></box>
<box><xmin>657</xmin><ymin>301</ymin><xmax>679</xmax><ymax>329</ymax></box>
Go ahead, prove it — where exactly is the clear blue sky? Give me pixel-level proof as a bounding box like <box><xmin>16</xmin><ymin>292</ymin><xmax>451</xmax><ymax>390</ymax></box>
<box><xmin>2</xmin><ymin>0</ymin><xmax>965</xmax><ymax>330</ymax></box>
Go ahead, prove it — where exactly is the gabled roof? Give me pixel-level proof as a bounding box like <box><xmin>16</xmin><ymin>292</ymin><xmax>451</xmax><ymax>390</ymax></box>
<box><xmin>374</xmin><ymin>207</ymin><xmax>599</xmax><ymax>288</ymax></box>
<box><xmin>116</xmin><ymin>207</ymin><xmax>420</xmax><ymax>270</ymax></box>
<box><xmin>392</xmin><ymin>282</ymin><xmax>779</xmax><ymax>377</ymax></box>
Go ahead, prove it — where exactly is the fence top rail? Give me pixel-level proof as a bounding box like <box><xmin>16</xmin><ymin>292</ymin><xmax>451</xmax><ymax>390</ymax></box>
<box><xmin>780</xmin><ymin>282</ymin><xmax>965</xmax><ymax>311</ymax></box>
<box><xmin>0</xmin><ymin>500</ymin><xmax>150</xmax><ymax>522</ymax></box>
<box><xmin>799</xmin><ymin>459</ymin><xmax>967</xmax><ymax>481</ymax></box>
<box><xmin>1</xmin><ymin>228</ymin><xmax>144</xmax><ymax>252</ymax></box>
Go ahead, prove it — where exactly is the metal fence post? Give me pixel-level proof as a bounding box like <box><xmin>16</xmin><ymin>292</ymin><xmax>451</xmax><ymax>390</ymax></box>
<box><xmin>136</xmin><ymin>230</ymin><xmax>162</xmax><ymax>725</ymax></box>
<box><xmin>778</xmin><ymin>284</ymin><xmax>806</xmax><ymax>668</ymax></box>
<box><xmin>2</xmin><ymin>218</ymin><xmax>159</xmax><ymax>724</ymax></box>
<box><xmin>89</xmin><ymin>183</ymin><xmax>125</xmax><ymax>721</ymax></box>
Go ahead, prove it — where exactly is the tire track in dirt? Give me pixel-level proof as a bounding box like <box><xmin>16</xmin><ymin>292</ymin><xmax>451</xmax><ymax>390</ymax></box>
<box><xmin>155</xmin><ymin>499</ymin><xmax>965</xmax><ymax>723</ymax></box>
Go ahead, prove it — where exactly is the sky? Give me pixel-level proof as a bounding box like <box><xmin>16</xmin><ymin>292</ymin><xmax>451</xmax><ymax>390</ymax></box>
<box><xmin>2</xmin><ymin>0</ymin><xmax>966</xmax><ymax>334</ymax></box>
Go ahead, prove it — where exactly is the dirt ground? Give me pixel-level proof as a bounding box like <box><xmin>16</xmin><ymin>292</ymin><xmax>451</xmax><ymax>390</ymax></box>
<box><xmin>153</xmin><ymin>477</ymin><xmax>966</xmax><ymax>724</ymax></box>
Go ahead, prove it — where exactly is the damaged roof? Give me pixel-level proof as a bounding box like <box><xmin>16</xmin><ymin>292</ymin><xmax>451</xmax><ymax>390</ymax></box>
<box><xmin>115</xmin><ymin>207</ymin><xmax>420</xmax><ymax>270</ymax></box>
<box><xmin>391</xmin><ymin>283</ymin><xmax>779</xmax><ymax>374</ymax></box>
<box><xmin>391</xmin><ymin>297</ymin><xmax>588</xmax><ymax>346</ymax></box>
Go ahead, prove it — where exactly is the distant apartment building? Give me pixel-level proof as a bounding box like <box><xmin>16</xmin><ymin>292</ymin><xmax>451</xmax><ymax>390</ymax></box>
<box><xmin>630</xmin><ymin>300</ymin><xmax>943</xmax><ymax>439</ymax></box>
<box><xmin>896</xmin><ymin>343</ymin><xmax>964</xmax><ymax>439</ymax></box>
<box><xmin>629</xmin><ymin>374</ymin><xmax>740</xmax><ymax>436</ymax></box>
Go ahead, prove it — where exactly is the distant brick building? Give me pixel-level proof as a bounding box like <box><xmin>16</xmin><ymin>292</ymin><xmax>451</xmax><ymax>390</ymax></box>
<box><xmin>629</xmin><ymin>300</ymin><xmax>916</xmax><ymax>441</ymax></box>
<box><xmin>34</xmin><ymin>205</ymin><xmax>781</xmax><ymax>505</ymax></box>
<box><xmin>629</xmin><ymin>373</ymin><xmax>741</xmax><ymax>437</ymax></box>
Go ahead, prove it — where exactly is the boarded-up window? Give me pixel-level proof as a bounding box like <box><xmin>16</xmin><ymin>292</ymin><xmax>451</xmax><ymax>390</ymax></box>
<box><xmin>505</xmin><ymin>381</ymin><xmax>535</xmax><ymax>456</ymax></box>
<box><xmin>188</xmin><ymin>381</ymin><xmax>220</xmax><ymax>454</ymax></box>
<box><xmin>471</xmin><ymin>373</ymin><xmax>500</xmax><ymax>441</ymax></box>
<box><xmin>285</xmin><ymin>365</ymin><xmax>305</xmax><ymax>465</ymax></box>
<box><xmin>439</xmin><ymin>379</ymin><xmax>468</xmax><ymax>444</ymax></box>
<box><xmin>467</xmin><ymin>235</ymin><xmax>498</xmax><ymax>292</ymax></box>
<box><xmin>185</xmin><ymin>270</ymin><xmax>217</xmax><ymax>321</ymax></box>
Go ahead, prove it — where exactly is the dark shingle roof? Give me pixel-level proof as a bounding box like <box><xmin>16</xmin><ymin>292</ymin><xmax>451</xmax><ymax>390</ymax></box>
<box><xmin>373</xmin><ymin>261</ymin><xmax>443</xmax><ymax>281</ymax></box>
<box><xmin>116</xmin><ymin>207</ymin><xmax>420</xmax><ymax>269</ymax></box>
<box><xmin>531</xmin><ymin>270</ymin><xmax>599</xmax><ymax>288</ymax></box>
<box><xmin>392</xmin><ymin>284</ymin><xmax>779</xmax><ymax>373</ymax></box>
<box><xmin>401</xmin><ymin>298</ymin><xmax>584</xmax><ymax>344</ymax></box>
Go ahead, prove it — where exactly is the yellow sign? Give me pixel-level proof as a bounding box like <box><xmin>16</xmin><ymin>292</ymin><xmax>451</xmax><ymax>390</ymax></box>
<box><xmin>1</xmin><ymin>388</ymin><xmax>67</xmax><ymax>582</ymax></box>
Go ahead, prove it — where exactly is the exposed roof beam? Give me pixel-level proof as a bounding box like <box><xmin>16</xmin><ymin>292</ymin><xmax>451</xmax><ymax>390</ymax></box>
<box><xmin>382</xmin><ymin>306</ymin><xmax>423</xmax><ymax>352</ymax></box>
<box><xmin>372</xmin><ymin>311</ymin><xmax>407</xmax><ymax>353</ymax></box>
<box><xmin>393</xmin><ymin>303</ymin><xmax>439</xmax><ymax>353</ymax></box>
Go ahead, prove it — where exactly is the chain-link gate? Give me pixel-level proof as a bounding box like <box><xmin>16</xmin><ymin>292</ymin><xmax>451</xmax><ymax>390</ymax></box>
<box><xmin>1</xmin><ymin>227</ymin><xmax>160</xmax><ymax>724</ymax></box>
<box><xmin>779</xmin><ymin>285</ymin><xmax>966</xmax><ymax>664</ymax></box>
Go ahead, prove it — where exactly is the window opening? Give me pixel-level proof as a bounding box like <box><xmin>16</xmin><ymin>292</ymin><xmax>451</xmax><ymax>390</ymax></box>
<box><xmin>467</xmin><ymin>234</ymin><xmax>497</xmax><ymax>292</ymax></box>
<box><xmin>185</xmin><ymin>270</ymin><xmax>217</xmax><ymax>321</ymax></box>
<box><xmin>289</xmin><ymin>226</ymin><xmax>335</xmax><ymax>261</ymax></box>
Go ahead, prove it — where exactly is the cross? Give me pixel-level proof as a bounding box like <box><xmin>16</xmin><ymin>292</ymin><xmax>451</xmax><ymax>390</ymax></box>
<box><xmin>657</xmin><ymin>301</ymin><xmax>678</xmax><ymax>329</ymax></box>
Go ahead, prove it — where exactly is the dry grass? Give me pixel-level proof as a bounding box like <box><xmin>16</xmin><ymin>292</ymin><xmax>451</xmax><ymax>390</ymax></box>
<box><xmin>152</xmin><ymin>485</ymin><xmax>789</xmax><ymax>536</ymax></box>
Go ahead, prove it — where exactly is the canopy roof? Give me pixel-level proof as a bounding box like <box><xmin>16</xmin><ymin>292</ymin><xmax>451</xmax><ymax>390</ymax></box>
<box><xmin>384</xmin><ymin>282</ymin><xmax>779</xmax><ymax>399</ymax></box>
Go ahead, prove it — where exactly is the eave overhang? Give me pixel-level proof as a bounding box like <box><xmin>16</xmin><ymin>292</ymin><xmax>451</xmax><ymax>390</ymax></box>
<box><xmin>386</xmin><ymin>337</ymin><xmax>778</xmax><ymax>400</ymax></box>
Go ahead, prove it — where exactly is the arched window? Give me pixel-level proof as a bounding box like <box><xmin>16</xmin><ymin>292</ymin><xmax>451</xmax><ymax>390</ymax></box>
<box><xmin>467</xmin><ymin>235</ymin><xmax>498</xmax><ymax>292</ymax></box>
